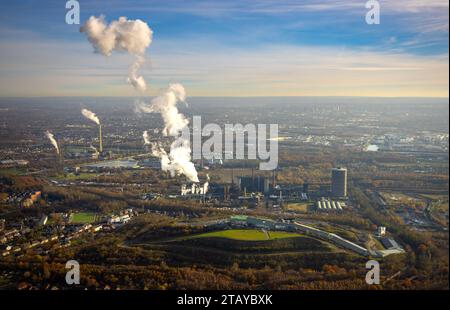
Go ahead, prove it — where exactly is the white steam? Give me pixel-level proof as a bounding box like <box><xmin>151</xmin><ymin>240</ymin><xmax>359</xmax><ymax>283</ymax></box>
<box><xmin>80</xmin><ymin>16</ymin><xmax>198</xmax><ymax>182</ymax></box>
<box><xmin>137</xmin><ymin>84</ymin><xmax>199</xmax><ymax>183</ymax></box>
<box><xmin>203</xmin><ymin>174</ymin><xmax>210</xmax><ymax>195</ymax></box>
<box><xmin>137</xmin><ymin>84</ymin><xmax>188</xmax><ymax>136</ymax></box>
<box><xmin>90</xmin><ymin>145</ymin><xmax>99</xmax><ymax>156</ymax></box>
<box><xmin>45</xmin><ymin>131</ymin><xmax>59</xmax><ymax>155</ymax></box>
<box><xmin>81</xmin><ymin>108</ymin><xmax>100</xmax><ymax>125</ymax></box>
<box><xmin>143</xmin><ymin>130</ymin><xmax>150</xmax><ymax>145</ymax></box>
<box><xmin>80</xmin><ymin>16</ymin><xmax>153</xmax><ymax>92</ymax></box>
<box><xmin>128</xmin><ymin>56</ymin><xmax>147</xmax><ymax>92</ymax></box>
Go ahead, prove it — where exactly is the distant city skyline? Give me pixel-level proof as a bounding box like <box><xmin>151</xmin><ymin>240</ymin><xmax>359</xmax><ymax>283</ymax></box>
<box><xmin>0</xmin><ymin>0</ymin><xmax>448</xmax><ymax>98</ymax></box>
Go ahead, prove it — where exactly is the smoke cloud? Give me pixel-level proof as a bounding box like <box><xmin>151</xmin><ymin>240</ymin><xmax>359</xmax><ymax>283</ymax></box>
<box><xmin>137</xmin><ymin>84</ymin><xmax>199</xmax><ymax>183</ymax></box>
<box><xmin>45</xmin><ymin>131</ymin><xmax>59</xmax><ymax>154</ymax></box>
<box><xmin>80</xmin><ymin>16</ymin><xmax>153</xmax><ymax>92</ymax></box>
<box><xmin>81</xmin><ymin>108</ymin><xmax>100</xmax><ymax>125</ymax></box>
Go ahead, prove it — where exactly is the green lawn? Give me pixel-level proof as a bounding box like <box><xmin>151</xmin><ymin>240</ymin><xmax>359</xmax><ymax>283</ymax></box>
<box><xmin>70</xmin><ymin>212</ymin><xmax>98</xmax><ymax>224</ymax></box>
<box><xmin>191</xmin><ymin>229</ymin><xmax>303</xmax><ymax>241</ymax></box>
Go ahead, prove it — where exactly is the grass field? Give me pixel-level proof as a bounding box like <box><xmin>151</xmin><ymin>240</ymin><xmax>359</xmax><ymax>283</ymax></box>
<box><xmin>191</xmin><ymin>229</ymin><xmax>303</xmax><ymax>241</ymax></box>
<box><xmin>70</xmin><ymin>212</ymin><xmax>98</xmax><ymax>224</ymax></box>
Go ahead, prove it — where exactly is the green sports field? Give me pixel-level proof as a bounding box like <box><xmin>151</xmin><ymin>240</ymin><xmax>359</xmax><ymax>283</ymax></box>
<box><xmin>70</xmin><ymin>212</ymin><xmax>98</xmax><ymax>224</ymax></box>
<box><xmin>191</xmin><ymin>229</ymin><xmax>303</xmax><ymax>241</ymax></box>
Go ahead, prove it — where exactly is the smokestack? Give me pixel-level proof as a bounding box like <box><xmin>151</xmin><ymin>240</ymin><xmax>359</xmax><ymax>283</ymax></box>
<box><xmin>224</xmin><ymin>185</ymin><xmax>229</xmax><ymax>201</ymax></box>
<box><xmin>58</xmin><ymin>140</ymin><xmax>63</xmax><ymax>162</ymax></box>
<box><xmin>99</xmin><ymin>124</ymin><xmax>103</xmax><ymax>153</ymax></box>
<box><xmin>58</xmin><ymin>142</ymin><xmax>64</xmax><ymax>173</ymax></box>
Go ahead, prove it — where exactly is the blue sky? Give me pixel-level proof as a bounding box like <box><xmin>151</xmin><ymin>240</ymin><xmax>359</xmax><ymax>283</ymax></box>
<box><xmin>0</xmin><ymin>0</ymin><xmax>448</xmax><ymax>97</ymax></box>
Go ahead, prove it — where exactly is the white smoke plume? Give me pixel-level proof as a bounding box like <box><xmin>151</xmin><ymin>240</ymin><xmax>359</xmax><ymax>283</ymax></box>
<box><xmin>137</xmin><ymin>84</ymin><xmax>199</xmax><ymax>183</ymax></box>
<box><xmin>143</xmin><ymin>130</ymin><xmax>151</xmax><ymax>145</ymax></box>
<box><xmin>45</xmin><ymin>131</ymin><xmax>59</xmax><ymax>155</ymax></box>
<box><xmin>90</xmin><ymin>145</ymin><xmax>99</xmax><ymax>156</ymax></box>
<box><xmin>128</xmin><ymin>56</ymin><xmax>147</xmax><ymax>92</ymax></box>
<box><xmin>203</xmin><ymin>174</ymin><xmax>210</xmax><ymax>195</ymax></box>
<box><xmin>81</xmin><ymin>108</ymin><xmax>100</xmax><ymax>125</ymax></box>
<box><xmin>164</xmin><ymin>138</ymin><xmax>199</xmax><ymax>183</ymax></box>
<box><xmin>137</xmin><ymin>84</ymin><xmax>188</xmax><ymax>136</ymax></box>
<box><xmin>80</xmin><ymin>16</ymin><xmax>153</xmax><ymax>92</ymax></box>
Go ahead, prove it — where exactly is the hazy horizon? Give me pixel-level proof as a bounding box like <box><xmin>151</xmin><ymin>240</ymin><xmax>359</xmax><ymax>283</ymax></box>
<box><xmin>0</xmin><ymin>0</ymin><xmax>448</xmax><ymax>97</ymax></box>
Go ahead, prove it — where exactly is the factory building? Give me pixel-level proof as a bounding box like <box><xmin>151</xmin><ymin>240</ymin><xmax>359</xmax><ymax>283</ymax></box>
<box><xmin>272</xmin><ymin>184</ymin><xmax>308</xmax><ymax>200</ymax></box>
<box><xmin>138</xmin><ymin>157</ymin><xmax>161</xmax><ymax>169</ymax></box>
<box><xmin>331</xmin><ymin>167</ymin><xmax>347</xmax><ymax>197</ymax></box>
<box><xmin>316</xmin><ymin>199</ymin><xmax>344</xmax><ymax>212</ymax></box>
<box><xmin>208</xmin><ymin>183</ymin><xmax>240</xmax><ymax>201</ymax></box>
<box><xmin>181</xmin><ymin>182</ymin><xmax>209</xmax><ymax>196</ymax></box>
<box><xmin>238</xmin><ymin>195</ymin><xmax>263</xmax><ymax>208</ymax></box>
<box><xmin>238</xmin><ymin>176</ymin><xmax>270</xmax><ymax>194</ymax></box>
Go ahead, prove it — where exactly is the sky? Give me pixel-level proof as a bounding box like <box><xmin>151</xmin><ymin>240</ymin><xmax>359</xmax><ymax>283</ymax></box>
<box><xmin>0</xmin><ymin>0</ymin><xmax>448</xmax><ymax>97</ymax></box>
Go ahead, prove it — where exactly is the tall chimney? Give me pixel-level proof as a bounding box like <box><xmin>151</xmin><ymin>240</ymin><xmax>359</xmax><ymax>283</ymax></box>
<box><xmin>58</xmin><ymin>141</ymin><xmax>64</xmax><ymax>173</ymax></box>
<box><xmin>99</xmin><ymin>124</ymin><xmax>103</xmax><ymax>153</ymax></box>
